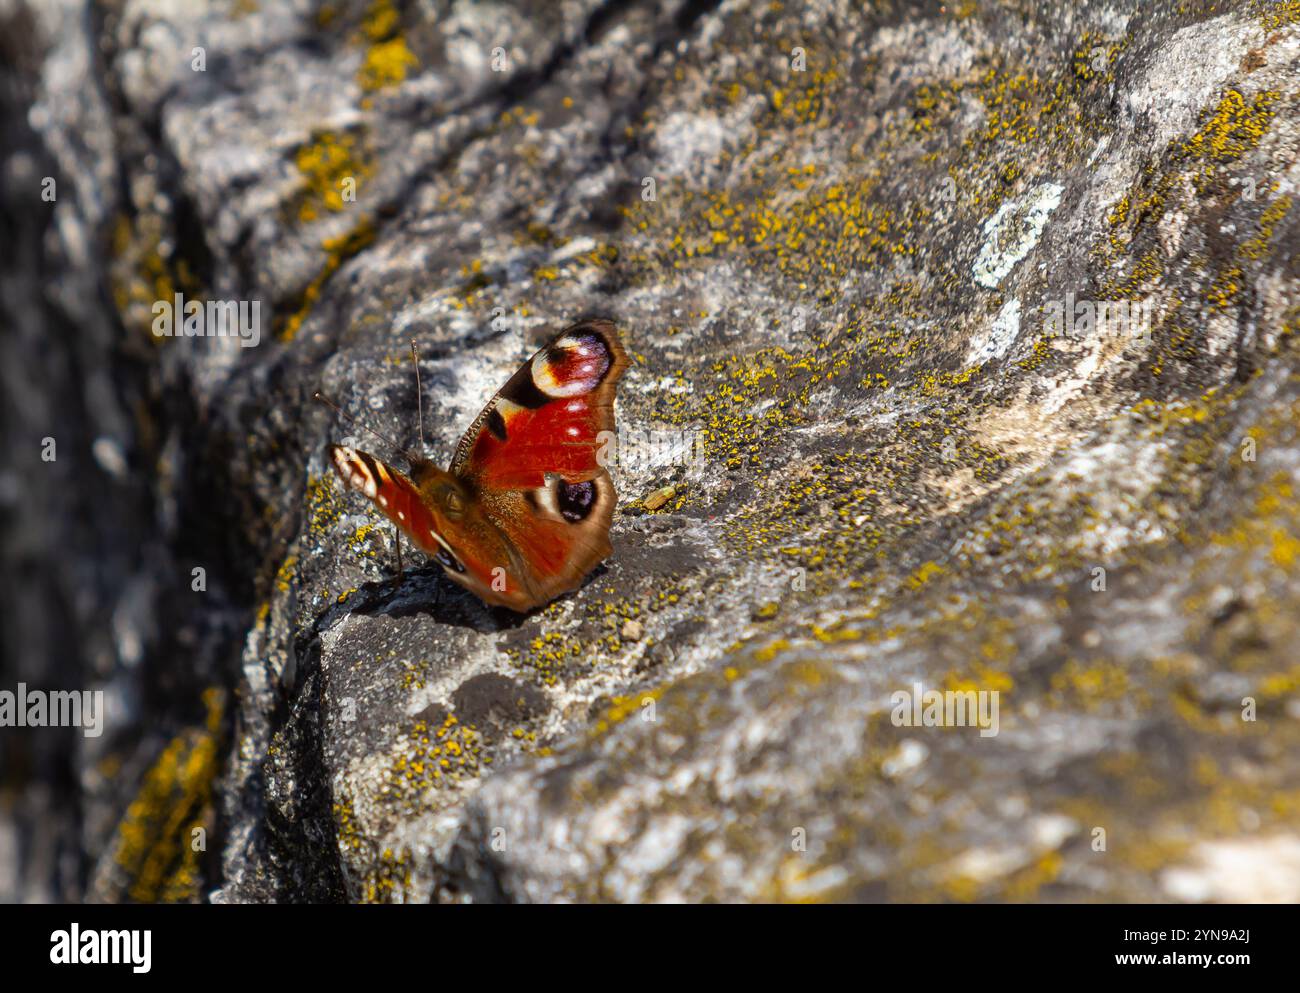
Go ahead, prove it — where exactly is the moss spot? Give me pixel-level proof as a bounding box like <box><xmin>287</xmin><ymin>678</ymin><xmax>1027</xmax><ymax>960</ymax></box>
<box><xmin>109</xmin><ymin>689</ymin><xmax>224</xmax><ymax>902</ymax></box>
<box><xmin>356</xmin><ymin>0</ymin><xmax>417</xmax><ymax>92</ymax></box>
<box><xmin>293</xmin><ymin>130</ymin><xmax>373</xmax><ymax>221</ymax></box>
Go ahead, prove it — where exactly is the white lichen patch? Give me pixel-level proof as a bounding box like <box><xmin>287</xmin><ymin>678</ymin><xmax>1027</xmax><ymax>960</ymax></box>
<box><xmin>965</xmin><ymin>298</ymin><xmax>1021</xmax><ymax>365</ymax></box>
<box><xmin>1203</xmin><ymin>310</ymin><xmax>1239</xmax><ymax>358</ymax></box>
<box><xmin>654</xmin><ymin>111</ymin><xmax>725</xmax><ymax>177</ymax></box>
<box><xmin>972</xmin><ymin>183</ymin><xmax>1063</xmax><ymax>289</ymax></box>
<box><xmin>868</xmin><ymin>18</ymin><xmax>978</xmax><ymax>82</ymax></box>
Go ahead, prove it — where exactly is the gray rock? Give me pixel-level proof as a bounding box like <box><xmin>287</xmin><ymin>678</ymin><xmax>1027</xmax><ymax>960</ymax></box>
<box><xmin>3</xmin><ymin>0</ymin><xmax>1299</xmax><ymax>903</ymax></box>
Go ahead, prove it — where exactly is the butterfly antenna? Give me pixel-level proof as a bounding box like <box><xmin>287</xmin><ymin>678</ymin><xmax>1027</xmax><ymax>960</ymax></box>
<box><xmin>409</xmin><ymin>339</ymin><xmax>426</xmax><ymax>454</ymax></box>
<box><xmin>313</xmin><ymin>391</ymin><xmax>421</xmax><ymax>464</ymax></box>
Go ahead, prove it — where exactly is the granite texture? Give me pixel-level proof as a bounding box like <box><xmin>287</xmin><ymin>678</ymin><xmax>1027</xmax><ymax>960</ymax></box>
<box><xmin>2</xmin><ymin>0</ymin><xmax>1299</xmax><ymax>903</ymax></box>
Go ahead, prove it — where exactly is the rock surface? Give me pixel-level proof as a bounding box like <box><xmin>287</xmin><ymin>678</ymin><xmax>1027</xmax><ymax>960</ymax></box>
<box><xmin>2</xmin><ymin>0</ymin><xmax>1299</xmax><ymax>903</ymax></box>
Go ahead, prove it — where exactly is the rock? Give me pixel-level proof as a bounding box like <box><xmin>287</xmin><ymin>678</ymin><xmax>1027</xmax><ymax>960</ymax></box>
<box><xmin>1161</xmin><ymin>834</ymin><xmax>1300</xmax><ymax>903</ymax></box>
<box><xmin>3</xmin><ymin>0</ymin><xmax>1299</xmax><ymax>904</ymax></box>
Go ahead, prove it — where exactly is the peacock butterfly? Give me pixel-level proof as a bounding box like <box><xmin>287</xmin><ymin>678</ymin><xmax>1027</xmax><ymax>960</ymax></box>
<box><xmin>320</xmin><ymin>319</ymin><xmax>629</xmax><ymax>612</ymax></box>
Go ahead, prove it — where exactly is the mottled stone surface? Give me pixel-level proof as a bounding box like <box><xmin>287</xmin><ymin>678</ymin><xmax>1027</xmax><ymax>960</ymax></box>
<box><xmin>2</xmin><ymin>0</ymin><xmax>1299</xmax><ymax>903</ymax></box>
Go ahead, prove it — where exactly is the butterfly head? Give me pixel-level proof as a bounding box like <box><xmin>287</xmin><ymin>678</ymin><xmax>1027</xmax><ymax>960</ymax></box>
<box><xmin>405</xmin><ymin>460</ymin><xmax>537</xmax><ymax>604</ymax></box>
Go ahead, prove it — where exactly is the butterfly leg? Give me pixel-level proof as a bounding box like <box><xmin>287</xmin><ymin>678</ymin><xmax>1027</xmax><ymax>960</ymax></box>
<box><xmin>393</xmin><ymin>524</ymin><xmax>404</xmax><ymax>587</ymax></box>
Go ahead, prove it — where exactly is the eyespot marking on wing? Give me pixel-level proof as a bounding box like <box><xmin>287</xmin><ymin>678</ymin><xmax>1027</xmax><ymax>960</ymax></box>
<box><xmin>530</xmin><ymin>331</ymin><xmax>613</xmax><ymax>398</ymax></box>
<box><xmin>557</xmin><ymin>479</ymin><xmax>597</xmax><ymax>521</ymax></box>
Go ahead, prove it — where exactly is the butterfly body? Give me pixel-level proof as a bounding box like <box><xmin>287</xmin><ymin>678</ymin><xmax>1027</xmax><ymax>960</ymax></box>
<box><xmin>328</xmin><ymin>319</ymin><xmax>627</xmax><ymax>612</ymax></box>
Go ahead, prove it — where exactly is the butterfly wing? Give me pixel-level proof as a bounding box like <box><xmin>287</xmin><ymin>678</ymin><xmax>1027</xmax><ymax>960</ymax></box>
<box><xmin>329</xmin><ymin>445</ymin><xmax>460</xmax><ymax>566</ymax></box>
<box><xmin>332</xmin><ymin>442</ymin><xmax>543</xmax><ymax>608</ymax></box>
<box><xmin>448</xmin><ymin>318</ymin><xmax>629</xmax><ymax>608</ymax></box>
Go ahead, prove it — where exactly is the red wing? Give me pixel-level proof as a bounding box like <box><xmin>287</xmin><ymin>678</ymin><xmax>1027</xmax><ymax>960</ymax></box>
<box><xmin>474</xmin><ymin>470</ymin><xmax>617</xmax><ymax>606</ymax></box>
<box><xmin>450</xmin><ymin>319</ymin><xmax>628</xmax><ymax>490</ymax></box>
<box><xmin>329</xmin><ymin>445</ymin><xmax>454</xmax><ymax>561</ymax></box>
<box><xmin>447</xmin><ymin>319</ymin><xmax>629</xmax><ymax>607</ymax></box>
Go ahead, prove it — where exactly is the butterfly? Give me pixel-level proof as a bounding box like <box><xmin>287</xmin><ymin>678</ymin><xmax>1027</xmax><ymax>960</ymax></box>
<box><xmin>321</xmin><ymin>319</ymin><xmax>629</xmax><ymax>612</ymax></box>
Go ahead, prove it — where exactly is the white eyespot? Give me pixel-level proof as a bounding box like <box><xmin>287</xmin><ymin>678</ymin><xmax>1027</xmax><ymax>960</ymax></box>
<box><xmin>397</xmin><ymin>511</ymin><xmax>406</xmax><ymax>521</ymax></box>
<box><xmin>530</xmin><ymin>336</ymin><xmax>609</xmax><ymax>398</ymax></box>
<box><xmin>379</xmin><ymin>495</ymin><xmax>388</xmax><ymax>507</ymax></box>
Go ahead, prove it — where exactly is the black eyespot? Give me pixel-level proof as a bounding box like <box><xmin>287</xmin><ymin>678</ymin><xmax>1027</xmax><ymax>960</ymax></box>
<box><xmin>557</xmin><ymin>480</ymin><xmax>596</xmax><ymax>522</ymax></box>
<box><xmin>435</xmin><ymin>547</ymin><xmax>465</xmax><ymax>573</ymax></box>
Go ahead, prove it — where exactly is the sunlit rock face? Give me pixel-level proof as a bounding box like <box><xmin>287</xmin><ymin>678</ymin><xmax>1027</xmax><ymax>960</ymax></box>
<box><xmin>3</xmin><ymin>0</ymin><xmax>1299</xmax><ymax>903</ymax></box>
